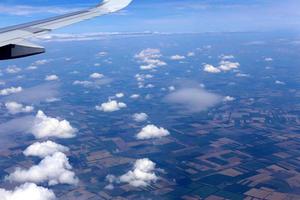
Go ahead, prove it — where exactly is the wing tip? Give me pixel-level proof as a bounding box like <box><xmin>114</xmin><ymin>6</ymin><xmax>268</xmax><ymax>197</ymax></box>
<box><xmin>99</xmin><ymin>0</ymin><xmax>133</xmax><ymax>12</ymax></box>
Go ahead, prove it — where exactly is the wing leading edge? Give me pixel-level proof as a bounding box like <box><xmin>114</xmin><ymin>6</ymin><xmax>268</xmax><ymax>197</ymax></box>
<box><xmin>0</xmin><ymin>0</ymin><xmax>132</xmax><ymax>60</ymax></box>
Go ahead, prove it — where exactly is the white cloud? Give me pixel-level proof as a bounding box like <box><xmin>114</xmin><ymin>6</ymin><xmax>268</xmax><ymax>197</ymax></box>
<box><xmin>130</xmin><ymin>94</ymin><xmax>140</xmax><ymax>99</ymax></box>
<box><xmin>90</xmin><ymin>73</ymin><xmax>104</xmax><ymax>79</ymax></box>
<box><xmin>135</xmin><ymin>48</ymin><xmax>167</xmax><ymax>70</ymax></box>
<box><xmin>275</xmin><ymin>80</ymin><xmax>285</xmax><ymax>85</ymax></box>
<box><xmin>45</xmin><ymin>75</ymin><xmax>59</xmax><ymax>81</ymax></box>
<box><xmin>115</xmin><ymin>93</ymin><xmax>124</xmax><ymax>98</ymax></box>
<box><xmin>95</xmin><ymin>100</ymin><xmax>127</xmax><ymax>112</ymax></box>
<box><xmin>24</xmin><ymin>141</ymin><xmax>69</xmax><ymax>158</ymax></box>
<box><xmin>136</xmin><ymin>125</ymin><xmax>170</xmax><ymax>140</ymax></box>
<box><xmin>6</xmin><ymin>152</ymin><xmax>78</xmax><ymax>186</ymax></box>
<box><xmin>97</xmin><ymin>51</ymin><xmax>108</xmax><ymax>57</ymax></box>
<box><xmin>0</xmin><ymin>183</ymin><xmax>55</xmax><ymax>200</ymax></box>
<box><xmin>133</xmin><ymin>113</ymin><xmax>148</xmax><ymax>122</ymax></box>
<box><xmin>165</xmin><ymin>87</ymin><xmax>222</xmax><ymax>113</ymax></box>
<box><xmin>218</xmin><ymin>60</ymin><xmax>240</xmax><ymax>71</ymax></box>
<box><xmin>236</xmin><ymin>73</ymin><xmax>250</xmax><ymax>77</ymax></box>
<box><xmin>187</xmin><ymin>52</ymin><xmax>195</xmax><ymax>57</ymax></box>
<box><xmin>0</xmin><ymin>87</ymin><xmax>23</xmax><ymax>96</ymax></box>
<box><xmin>170</xmin><ymin>55</ymin><xmax>186</xmax><ymax>60</ymax></box>
<box><xmin>119</xmin><ymin>158</ymin><xmax>158</xmax><ymax>187</ymax></box>
<box><xmin>223</xmin><ymin>96</ymin><xmax>235</xmax><ymax>102</ymax></box>
<box><xmin>203</xmin><ymin>64</ymin><xmax>221</xmax><ymax>73</ymax></box>
<box><xmin>6</xmin><ymin>66</ymin><xmax>21</xmax><ymax>74</ymax></box>
<box><xmin>31</xmin><ymin>110</ymin><xmax>77</xmax><ymax>139</ymax></box>
<box><xmin>73</xmin><ymin>80</ymin><xmax>93</xmax><ymax>87</ymax></box>
<box><xmin>5</xmin><ymin>101</ymin><xmax>34</xmax><ymax>114</ymax></box>
<box><xmin>265</xmin><ymin>57</ymin><xmax>273</xmax><ymax>62</ymax></box>
<box><xmin>220</xmin><ymin>55</ymin><xmax>235</xmax><ymax>60</ymax></box>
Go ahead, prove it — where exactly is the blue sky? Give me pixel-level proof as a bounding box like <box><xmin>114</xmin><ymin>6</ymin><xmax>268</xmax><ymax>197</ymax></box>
<box><xmin>0</xmin><ymin>0</ymin><xmax>299</xmax><ymax>33</ymax></box>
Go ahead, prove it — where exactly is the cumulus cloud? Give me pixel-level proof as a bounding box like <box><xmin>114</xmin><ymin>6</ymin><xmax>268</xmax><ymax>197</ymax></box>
<box><xmin>165</xmin><ymin>87</ymin><xmax>222</xmax><ymax>113</ymax></box>
<box><xmin>31</xmin><ymin>110</ymin><xmax>77</xmax><ymax>139</ymax></box>
<box><xmin>135</xmin><ymin>48</ymin><xmax>166</xmax><ymax>70</ymax></box>
<box><xmin>136</xmin><ymin>125</ymin><xmax>170</xmax><ymax>140</ymax></box>
<box><xmin>73</xmin><ymin>78</ymin><xmax>112</xmax><ymax>88</ymax></box>
<box><xmin>95</xmin><ymin>100</ymin><xmax>126</xmax><ymax>112</ymax></box>
<box><xmin>119</xmin><ymin>158</ymin><xmax>158</xmax><ymax>187</ymax></box>
<box><xmin>6</xmin><ymin>152</ymin><xmax>78</xmax><ymax>186</ymax></box>
<box><xmin>218</xmin><ymin>60</ymin><xmax>240</xmax><ymax>71</ymax></box>
<box><xmin>187</xmin><ymin>52</ymin><xmax>195</xmax><ymax>57</ymax></box>
<box><xmin>223</xmin><ymin>96</ymin><xmax>235</xmax><ymax>102</ymax></box>
<box><xmin>220</xmin><ymin>55</ymin><xmax>234</xmax><ymax>60</ymax></box>
<box><xmin>24</xmin><ymin>141</ymin><xmax>69</xmax><ymax>158</ymax></box>
<box><xmin>203</xmin><ymin>64</ymin><xmax>221</xmax><ymax>73</ymax></box>
<box><xmin>115</xmin><ymin>93</ymin><xmax>124</xmax><ymax>98</ymax></box>
<box><xmin>0</xmin><ymin>183</ymin><xmax>55</xmax><ymax>200</ymax></box>
<box><xmin>0</xmin><ymin>87</ymin><xmax>23</xmax><ymax>96</ymax></box>
<box><xmin>130</xmin><ymin>94</ymin><xmax>140</xmax><ymax>99</ymax></box>
<box><xmin>265</xmin><ymin>57</ymin><xmax>273</xmax><ymax>61</ymax></box>
<box><xmin>275</xmin><ymin>80</ymin><xmax>285</xmax><ymax>85</ymax></box>
<box><xmin>133</xmin><ymin>113</ymin><xmax>148</xmax><ymax>122</ymax></box>
<box><xmin>5</xmin><ymin>101</ymin><xmax>34</xmax><ymax>114</ymax></box>
<box><xmin>6</xmin><ymin>66</ymin><xmax>21</xmax><ymax>74</ymax></box>
<box><xmin>90</xmin><ymin>73</ymin><xmax>104</xmax><ymax>79</ymax></box>
<box><xmin>170</xmin><ymin>55</ymin><xmax>186</xmax><ymax>60</ymax></box>
<box><xmin>45</xmin><ymin>75</ymin><xmax>59</xmax><ymax>81</ymax></box>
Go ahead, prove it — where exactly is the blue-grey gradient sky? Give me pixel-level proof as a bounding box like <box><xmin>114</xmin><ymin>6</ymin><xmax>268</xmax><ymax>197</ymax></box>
<box><xmin>0</xmin><ymin>0</ymin><xmax>299</xmax><ymax>33</ymax></box>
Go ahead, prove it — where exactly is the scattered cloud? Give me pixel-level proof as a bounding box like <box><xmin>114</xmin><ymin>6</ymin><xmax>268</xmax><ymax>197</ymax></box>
<box><xmin>275</xmin><ymin>80</ymin><xmax>285</xmax><ymax>85</ymax></box>
<box><xmin>6</xmin><ymin>66</ymin><xmax>21</xmax><ymax>74</ymax></box>
<box><xmin>133</xmin><ymin>113</ymin><xmax>148</xmax><ymax>122</ymax></box>
<box><xmin>136</xmin><ymin>124</ymin><xmax>170</xmax><ymax>140</ymax></box>
<box><xmin>115</xmin><ymin>93</ymin><xmax>124</xmax><ymax>98</ymax></box>
<box><xmin>90</xmin><ymin>73</ymin><xmax>104</xmax><ymax>79</ymax></box>
<box><xmin>0</xmin><ymin>87</ymin><xmax>23</xmax><ymax>96</ymax></box>
<box><xmin>0</xmin><ymin>183</ymin><xmax>55</xmax><ymax>200</ymax></box>
<box><xmin>130</xmin><ymin>94</ymin><xmax>140</xmax><ymax>99</ymax></box>
<box><xmin>135</xmin><ymin>48</ymin><xmax>167</xmax><ymax>70</ymax></box>
<box><xmin>95</xmin><ymin>100</ymin><xmax>127</xmax><ymax>112</ymax></box>
<box><xmin>119</xmin><ymin>158</ymin><xmax>158</xmax><ymax>187</ymax></box>
<box><xmin>203</xmin><ymin>64</ymin><xmax>221</xmax><ymax>73</ymax></box>
<box><xmin>24</xmin><ymin>141</ymin><xmax>69</xmax><ymax>158</ymax></box>
<box><xmin>5</xmin><ymin>101</ymin><xmax>34</xmax><ymax>114</ymax></box>
<box><xmin>31</xmin><ymin>110</ymin><xmax>77</xmax><ymax>139</ymax></box>
<box><xmin>187</xmin><ymin>52</ymin><xmax>195</xmax><ymax>57</ymax></box>
<box><xmin>223</xmin><ymin>96</ymin><xmax>236</xmax><ymax>102</ymax></box>
<box><xmin>170</xmin><ymin>55</ymin><xmax>186</xmax><ymax>60</ymax></box>
<box><xmin>165</xmin><ymin>87</ymin><xmax>222</xmax><ymax>113</ymax></box>
<box><xmin>265</xmin><ymin>57</ymin><xmax>273</xmax><ymax>62</ymax></box>
<box><xmin>218</xmin><ymin>60</ymin><xmax>240</xmax><ymax>71</ymax></box>
<box><xmin>73</xmin><ymin>78</ymin><xmax>112</xmax><ymax>88</ymax></box>
<box><xmin>45</xmin><ymin>75</ymin><xmax>59</xmax><ymax>81</ymax></box>
<box><xmin>6</xmin><ymin>152</ymin><xmax>78</xmax><ymax>186</ymax></box>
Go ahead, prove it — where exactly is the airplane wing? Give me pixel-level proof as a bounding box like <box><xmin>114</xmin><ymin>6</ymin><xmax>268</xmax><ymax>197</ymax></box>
<box><xmin>0</xmin><ymin>0</ymin><xmax>132</xmax><ymax>60</ymax></box>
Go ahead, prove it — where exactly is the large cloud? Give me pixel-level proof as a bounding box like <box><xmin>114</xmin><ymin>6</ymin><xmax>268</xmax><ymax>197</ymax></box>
<box><xmin>5</xmin><ymin>101</ymin><xmax>34</xmax><ymax>114</ymax></box>
<box><xmin>24</xmin><ymin>141</ymin><xmax>69</xmax><ymax>158</ymax></box>
<box><xmin>6</xmin><ymin>152</ymin><xmax>78</xmax><ymax>186</ymax></box>
<box><xmin>95</xmin><ymin>100</ymin><xmax>127</xmax><ymax>112</ymax></box>
<box><xmin>31</xmin><ymin>110</ymin><xmax>77</xmax><ymax>139</ymax></box>
<box><xmin>136</xmin><ymin>125</ymin><xmax>170</xmax><ymax>140</ymax></box>
<box><xmin>164</xmin><ymin>87</ymin><xmax>222</xmax><ymax>113</ymax></box>
<box><xmin>0</xmin><ymin>183</ymin><xmax>55</xmax><ymax>200</ymax></box>
<box><xmin>119</xmin><ymin>158</ymin><xmax>158</xmax><ymax>187</ymax></box>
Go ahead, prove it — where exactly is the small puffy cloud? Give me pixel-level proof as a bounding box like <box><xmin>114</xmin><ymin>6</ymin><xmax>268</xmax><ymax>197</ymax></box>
<box><xmin>170</xmin><ymin>55</ymin><xmax>186</xmax><ymax>60</ymax></box>
<box><xmin>133</xmin><ymin>113</ymin><xmax>148</xmax><ymax>122</ymax></box>
<box><xmin>115</xmin><ymin>93</ymin><xmax>124</xmax><ymax>98</ymax></box>
<box><xmin>90</xmin><ymin>73</ymin><xmax>104</xmax><ymax>79</ymax></box>
<box><xmin>24</xmin><ymin>141</ymin><xmax>69</xmax><ymax>158</ymax></box>
<box><xmin>187</xmin><ymin>52</ymin><xmax>195</xmax><ymax>57</ymax></box>
<box><xmin>119</xmin><ymin>158</ymin><xmax>158</xmax><ymax>187</ymax></box>
<box><xmin>6</xmin><ymin>66</ymin><xmax>21</xmax><ymax>74</ymax></box>
<box><xmin>236</xmin><ymin>73</ymin><xmax>250</xmax><ymax>77</ymax></box>
<box><xmin>5</xmin><ymin>101</ymin><xmax>34</xmax><ymax>114</ymax></box>
<box><xmin>97</xmin><ymin>51</ymin><xmax>108</xmax><ymax>57</ymax></box>
<box><xmin>33</xmin><ymin>59</ymin><xmax>50</xmax><ymax>65</ymax></box>
<box><xmin>223</xmin><ymin>96</ymin><xmax>235</xmax><ymax>102</ymax></box>
<box><xmin>265</xmin><ymin>57</ymin><xmax>273</xmax><ymax>62</ymax></box>
<box><xmin>218</xmin><ymin>60</ymin><xmax>240</xmax><ymax>71</ymax></box>
<box><xmin>73</xmin><ymin>80</ymin><xmax>93</xmax><ymax>87</ymax></box>
<box><xmin>0</xmin><ymin>87</ymin><xmax>23</xmax><ymax>96</ymax></box>
<box><xmin>165</xmin><ymin>87</ymin><xmax>222</xmax><ymax>113</ymax></box>
<box><xmin>275</xmin><ymin>80</ymin><xmax>285</xmax><ymax>85</ymax></box>
<box><xmin>220</xmin><ymin>55</ymin><xmax>234</xmax><ymax>60</ymax></box>
<box><xmin>0</xmin><ymin>183</ymin><xmax>56</xmax><ymax>200</ymax></box>
<box><xmin>136</xmin><ymin>125</ymin><xmax>170</xmax><ymax>140</ymax></box>
<box><xmin>95</xmin><ymin>100</ymin><xmax>126</xmax><ymax>112</ymax></box>
<box><xmin>31</xmin><ymin>110</ymin><xmax>77</xmax><ymax>139</ymax></box>
<box><xmin>135</xmin><ymin>48</ymin><xmax>166</xmax><ymax>70</ymax></box>
<box><xmin>45</xmin><ymin>75</ymin><xmax>59</xmax><ymax>81</ymax></box>
<box><xmin>6</xmin><ymin>152</ymin><xmax>78</xmax><ymax>186</ymax></box>
<box><xmin>130</xmin><ymin>94</ymin><xmax>140</xmax><ymax>99</ymax></box>
<box><xmin>203</xmin><ymin>64</ymin><xmax>221</xmax><ymax>73</ymax></box>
